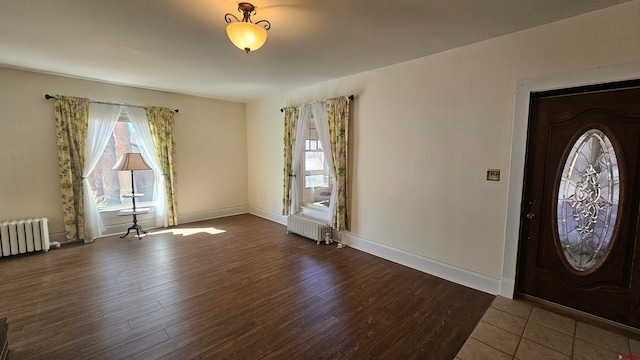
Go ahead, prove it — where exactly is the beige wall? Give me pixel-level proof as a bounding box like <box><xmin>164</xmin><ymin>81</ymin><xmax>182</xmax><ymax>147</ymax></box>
<box><xmin>2</xmin><ymin>1</ymin><xmax>639</xmax><ymax>294</ymax></box>
<box><xmin>246</xmin><ymin>1</ymin><xmax>640</xmax><ymax>285</ymax></box>
<box><xmin>0</xmin><ymin>68</ymin><xmax>248</xmax><ymax>240</ymax></box>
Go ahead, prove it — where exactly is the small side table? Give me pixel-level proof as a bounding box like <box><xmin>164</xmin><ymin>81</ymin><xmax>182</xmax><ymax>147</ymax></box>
<box><xmin>118</xmin><ymin>193</ymin><xmax>149</xmax><ymax>239</ymax></box>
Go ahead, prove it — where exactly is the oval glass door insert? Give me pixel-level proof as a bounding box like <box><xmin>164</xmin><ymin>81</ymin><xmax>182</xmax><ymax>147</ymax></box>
<box><xmin>557</xmin><ymin>129</ymin><xmax>620</xmax><ymax>271</ymax></box>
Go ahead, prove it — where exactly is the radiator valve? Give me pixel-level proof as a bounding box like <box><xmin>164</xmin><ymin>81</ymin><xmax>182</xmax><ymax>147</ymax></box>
<box><xmin>324</xmin><ymin>233</ymin><xmax>333</xmax><ymax>245</ymax></box>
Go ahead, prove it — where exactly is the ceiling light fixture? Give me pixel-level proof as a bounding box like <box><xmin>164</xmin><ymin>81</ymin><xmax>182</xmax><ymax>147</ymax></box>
<box><xmin>224</xmin><ymin>2</ymin><xmax>271</xmax><ymax>53</ymax></box>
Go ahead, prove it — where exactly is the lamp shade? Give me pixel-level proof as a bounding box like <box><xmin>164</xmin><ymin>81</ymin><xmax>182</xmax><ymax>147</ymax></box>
<box><xmin>112</xmin><ymin>153</ymin><xmax>151</xmax><ymax>171</ymax></box>
<box><xmin>226</xmin><ymin>21</ymin><xmax>267</xmax><ymax>52</ymax></box>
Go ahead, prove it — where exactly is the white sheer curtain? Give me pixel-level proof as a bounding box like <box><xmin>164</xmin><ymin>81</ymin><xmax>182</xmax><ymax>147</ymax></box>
<box><xmin>125</xmin><ymin>106</ymin><xmax>168</xmax><ymax>228</ymax></box>
<box><xmin>311</xmin><ymin>102</ymin><xmax>337</xmax><ymax>225</ymax></box>
<box><xmin>83</xmin><ymin>103</ymin><xmax>123</xmax><ymax>242</ymax></box>
<box><xmin>290</xmin><ymin>104</ymin><xmax>312</xmax><ymax>215</ymax></box>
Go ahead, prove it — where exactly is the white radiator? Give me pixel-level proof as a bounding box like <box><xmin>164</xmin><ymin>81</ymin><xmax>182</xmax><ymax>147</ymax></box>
<box><xmin>287</xmin><ymin>214</ymin><xmax>332</xmax><ymax>244</ymax></box>
<box><xmin>0</xmin><ymin>218</ymin><xmax>50</xmax><ymax>257</ymax></box>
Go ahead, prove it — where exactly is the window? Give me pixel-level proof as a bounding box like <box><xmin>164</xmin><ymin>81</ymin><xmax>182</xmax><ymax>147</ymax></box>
<box><xmin>301</xmin><ymin>122</ymin><xmax>332</xmax><ymax>208</ymax></box>
<box><xmin>88</xmin><ymin>115</ymin><xmax>155</xmax><ymax>209</ymax></box>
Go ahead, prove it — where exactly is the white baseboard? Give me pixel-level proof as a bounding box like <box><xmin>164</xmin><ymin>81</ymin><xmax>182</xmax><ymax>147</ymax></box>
<box><xmin>179</xmin><ymin>206</ymin><xmax>250</xmax><ymax>224</ymax></box>
<box><xmin>53</xmin><ymin>219</ymin><xmax>158</xmax><ymax>243</ymax></box>
<box><xmin>50</xmin><ymin>232</ymin><xmax>69</xmax><ymax>244</ymax></box>
<box><xmin>50</xmin><ymin>207</ymin><xmax>249</xmax><ymax>244</ymax></box>
<box><xmin>340</xmin><ymin>232</ymin><xmax>501</xmax><ymax>295</ymax></box>
<box><xmin>248</xmin><ymin>206</ymin><xmax>287</xmax><ymax>225</ymax></box>
<box><xmin>500</xmin><ymin>278</ymin><xmax>516</xmax><ymax>298</ymax></box>
<box><xmin>104</xmin><ymin>219</ymin><xmax>156</xmax><ymax>236</ymax></box>
<box><xmin>245</xmin><ymin>210</ymin><xmax>501</xmax><ymax>294</ymax></box>
<box><xmin>49</xmin><ymin>207</ymin><xmax>501</xmax><ymax>295</ymax></box>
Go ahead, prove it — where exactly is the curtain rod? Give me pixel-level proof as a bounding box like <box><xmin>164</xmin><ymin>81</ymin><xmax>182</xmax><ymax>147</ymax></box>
<box><xmin>280</xmin><ymin>95</ymin><xmax>354</xmax><ymax>113</ymax></box>
<box><xmin>44</xmin><ymin>94</ymin><xmax>179</xmax><ymax>113</ymax></box>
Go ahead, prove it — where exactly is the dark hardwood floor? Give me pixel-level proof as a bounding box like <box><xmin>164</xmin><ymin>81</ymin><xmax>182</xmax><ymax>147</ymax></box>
<box><xmin>0</xmin><ymin>214</ymin><xmax>494</xmax><ymax>359</ymax></box>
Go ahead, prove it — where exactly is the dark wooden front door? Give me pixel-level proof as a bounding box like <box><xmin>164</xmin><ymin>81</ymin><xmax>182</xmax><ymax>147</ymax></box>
<box><xmin>517</xmin><ymin>80</ymin><xmax>640</xmax><ymax>328</ymax></box>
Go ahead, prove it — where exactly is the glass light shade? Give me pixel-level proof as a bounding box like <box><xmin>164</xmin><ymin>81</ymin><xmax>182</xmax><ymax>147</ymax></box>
<box><xmin>226</xmin><ymin>22</ymin><xmax>267</xmax><ymax>52</ymax></box>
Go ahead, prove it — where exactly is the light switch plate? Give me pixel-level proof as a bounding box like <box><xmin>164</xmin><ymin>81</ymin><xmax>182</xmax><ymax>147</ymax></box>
<box><xmin>487</xmin><ymin>169</ymin><xmax>500</xmax><ymax>181</ymax></box>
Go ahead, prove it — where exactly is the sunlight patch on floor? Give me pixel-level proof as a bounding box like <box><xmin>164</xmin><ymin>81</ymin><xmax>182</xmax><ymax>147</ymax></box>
<box><xmin>151</xmin><ymin>227</ymin><xmax>226</xmax><ymax>237</ymax></box>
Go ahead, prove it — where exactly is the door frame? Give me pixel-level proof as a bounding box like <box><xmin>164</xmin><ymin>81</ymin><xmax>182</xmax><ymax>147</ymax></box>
<box><xmin>501</xmin><ymin>61</ymin><xmax>640</xmax><ymax>298</ymax></box>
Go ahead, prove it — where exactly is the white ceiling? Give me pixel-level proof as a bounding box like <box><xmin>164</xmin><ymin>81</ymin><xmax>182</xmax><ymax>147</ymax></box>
<box><xmin>0</xmin><ymin>0</ymin><xmax>630</xmax><ymax>102</ymax></box>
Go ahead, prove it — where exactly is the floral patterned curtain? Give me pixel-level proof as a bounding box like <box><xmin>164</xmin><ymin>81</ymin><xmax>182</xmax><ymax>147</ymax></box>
<box><xmin>327</xmin><ymin>96</ymin><xmax>351</xmax><ymax>231</ymax></box>
<box><xmin>54</xmin><ymin>96</ymin><xmax>90</xmax><ymax>241</ymax></box>
<box><xmin>145</xmin><ymin>106</ymin><xmax>179</xmax><ymax>226</ymax></box>
<box><xmin>282</xmin><ymin>106</ymin><xmax>299</xmax><ymax>215</ymax></box>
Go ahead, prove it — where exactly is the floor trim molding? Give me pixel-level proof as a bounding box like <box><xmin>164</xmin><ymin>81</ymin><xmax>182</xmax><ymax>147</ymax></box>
<box><xmin>49</xmin><ymin>232</ymin><xmax>68</xmax><ymax>245</ymax></box>
<box><xmin>340</xmin><ymin>232</ymin><xmax>501</xmax><ymax>295</ymax></box>
<box><xmin>248</xmin><ymin>206</ymin><xmax>287</xmax><ymax>225</ymax></box>
<box><xmin>179</xmin><ymin>206</ymin><xmax>250</xmax><ymax>224</ymax></box>
<box><xmin>62</xmin><ymin>206</ymin><xmax>500</xmax><ymax>295</ymax></box>
<box><xmin>247</xmin><ymin>207</ymin><xmax>500</xmax><ymax>294</ymax></box>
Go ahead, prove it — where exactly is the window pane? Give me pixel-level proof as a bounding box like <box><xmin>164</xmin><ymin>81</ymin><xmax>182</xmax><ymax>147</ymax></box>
<box><xmin>301</xmin><ymin>122</ymin><xmax>333</xmax><ymax>208</ymax></box>
<box><xmin>89</xmin><ymin>121</ymin><xmax>155</xmax><ymax>208</ymax></box>
<box><xmin>303</xmin><ymin>176</ymin><xmax>332</xmax><ymax>208</ymax></box>
<box><xmin>557</xmin><ymin>129</ymin><xmax>619</xmax><ymax>271</ymax></box>
<box><xmin>305</xmin><ymin>151</ymin><xmax>325</xmax><ymax>171</ymax></box>
<box><xmin>305</xmin><ymin>174</ymin><xmax>326</xmax><ymax>187</ymax></box>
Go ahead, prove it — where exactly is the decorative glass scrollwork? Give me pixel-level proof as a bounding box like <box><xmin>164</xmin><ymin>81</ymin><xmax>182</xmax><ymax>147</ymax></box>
<box><xmin>557</xmin><ymin>129</ymin><xmax>619</xmax><ymax>271</ymax></box>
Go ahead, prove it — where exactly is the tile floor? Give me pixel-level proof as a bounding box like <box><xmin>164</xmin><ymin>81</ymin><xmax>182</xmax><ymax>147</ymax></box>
<box><xmin>456</xmin><ymin>296</ymin><xmax>640</xmax><ymax>360</ymax></box>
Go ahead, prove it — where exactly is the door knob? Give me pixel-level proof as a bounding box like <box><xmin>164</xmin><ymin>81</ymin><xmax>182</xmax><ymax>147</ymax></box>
<box><xmin>526</xmin><ymin>212</ymin><xmax>536</xmax><ymax>219</ymax></box>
